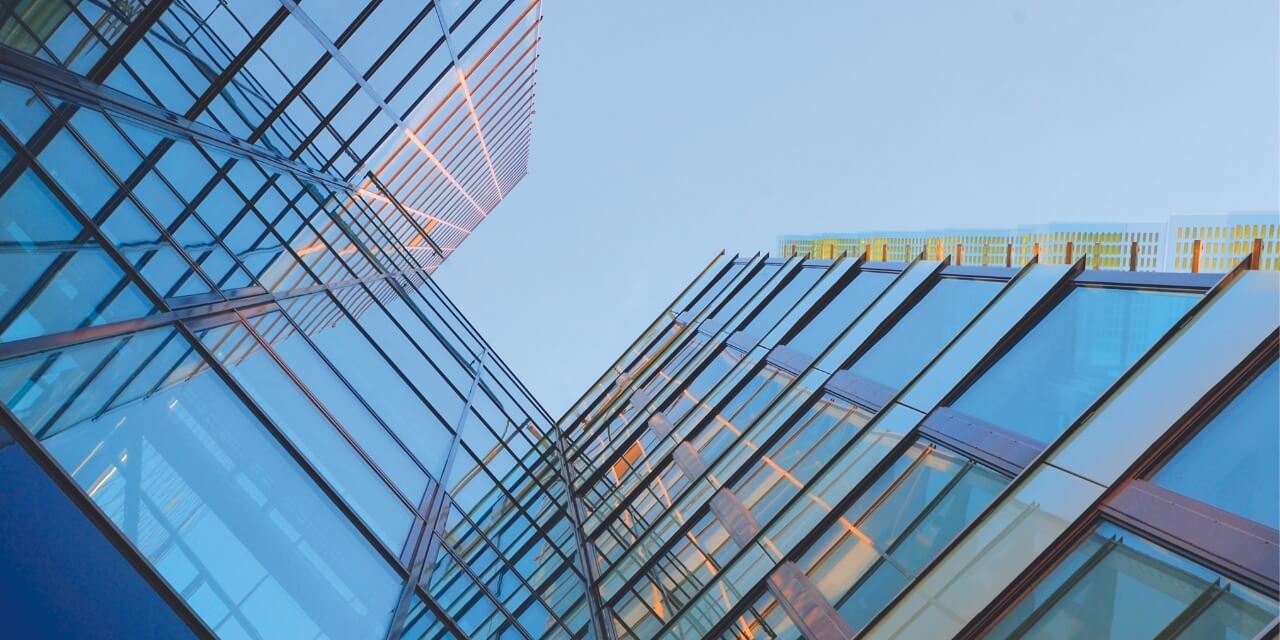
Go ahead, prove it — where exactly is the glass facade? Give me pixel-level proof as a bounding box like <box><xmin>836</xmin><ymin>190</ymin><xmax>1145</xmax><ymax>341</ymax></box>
<box><xmin>1</xmin><ymin>3</ymin><xmax>1277</xmax><ymax>638</ymax></box>
<box><xmin>561</xmin><ymin>254</ymin><xmax>1279</xmax><ymax>640</ymax></box>
<box><xmin>0</xmin><ymin>1</ymin><xmax>593</xmax><ymax>639</ymax></box>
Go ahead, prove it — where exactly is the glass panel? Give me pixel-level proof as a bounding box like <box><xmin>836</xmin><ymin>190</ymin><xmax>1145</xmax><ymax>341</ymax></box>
<box><xmin>784</xmin><ymin>271</ymin><xmax>895</xmax><ymax>357</ymax></box>
<box><xmin>195</xmin><ymin>320</ymin><xmax>415</xmax><ymax>552</ymax></box>
<box><xmin>847</xmin><ymin>278</ymin><xmax>1001</xmax><ymax>391</ymax></box>
<box><xmin>1151</xmin><ymin>360</ymin><xmax>1279</xmax><ymax>528</ymax></box>
<box><xmin>0</xmin><ymin>167</ymin><xmax>154</xmax><ymax>342</ymax></box>
<box><xmin>244</xmin><ymin>309</ymin><xmax>430</xmax><ymax>504</ymax></box>
<box><xmin>401</xmin><ymin>594</ymin><xmax>459</xmax><ymax>639</ymax></box>
<box><xmin>738</xmin><ymin>266</ymin><xmax>823</xmax><ymax>338</ymax></box>
<box><xmin>951</xmin><ymin>286</ymin><xmax>1198</xmax><ymax>443</ymax></box>
<box><xmin>702</xmin><ymin>265</ymin><xmax>780</xmax><ymax>335</ymax></box>
<box><xmin>988</xmin><ymin>523</ymin><xmax>1277</xmax><ymax>639</ymax></box>
<box><xmin>281</xmin><ymin>292</ymin><xmax>454</xmax><ymax>477</ymax></box>
<box><xmin>797</xmin><ymin>441</ymin><xmax>1008</xmax><ymax>633</ymax></box>
<box><xmin>0</xmin><ymin>327</ymin><xmax>402</xmax><ymax>639</ymax></box>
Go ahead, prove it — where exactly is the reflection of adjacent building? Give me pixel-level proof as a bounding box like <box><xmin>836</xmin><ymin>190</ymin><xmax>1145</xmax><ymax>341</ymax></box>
<box><xmin>781</xmin><ymin>212</ymin><xmax>1280</xmax><ymax>272</ymax></box>
<box><xmin>561</xmin><ymin>249</ymin><xmax>1279</xmax><ymax>640</ymax></box>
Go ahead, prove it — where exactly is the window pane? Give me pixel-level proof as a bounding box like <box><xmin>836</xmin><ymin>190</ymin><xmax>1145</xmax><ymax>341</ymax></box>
<box><xmin>245</xmin><ymin>309</ymin><xmax>430</xmax><ymax>505</ymax></box>
<box><xmin>784</xmin><ymin>271</ymin><xmax>895</xmax><ymax>357</ymax></box>
<box><xmin>951</xmin><ymin>287</ymin><xmax>1198</xmax><ymax>443</ymax></box>
<box><xmin>702</xmin><ymin>265</ymin><xmax>780</xmax><ymax>335</ymax></box>
<box><xmin>281</xmin><ymin>292</ymin><xmax>454</xmax><ymax>476</ymax></box>
<box><xmin>1151</xmin><ymin>360</ymin><xmax>1279</xmax><ymax>528</ymax></box>
<box><xmin>738</xmin><ymin>266</ymin><xmax>823</xmax><ymax>338</ymax></box>
<box><xmin>799</xmin><ymin>442</ymin><xmax>1008</xmax><ymax>633</ymax></box>
<box><xmin>0</xmin><ymin>327</ymin><xmax>403</xmax><ymax>639</ymax></box>
<box><xmin>989</xmin><ymin>523</ymin><xmax>1277</xmax><ymax>639</ymax></box>
<box><xmin>195</xmin><ymin>320</ymin><xmax>415</xmax><ymax>552</ymax></box>
<box><xmin>0</xmin><ymin>168</ymin><xmax>154</xmax><ymax>341</ymax></box>
<box><xmin>847</xmin><ymin>278</ymin><xmax>1001</xmax><ymax>391</ymax></box>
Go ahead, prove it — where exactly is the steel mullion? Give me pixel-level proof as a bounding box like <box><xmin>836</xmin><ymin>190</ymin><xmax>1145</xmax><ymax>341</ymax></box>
<box><xmin>585</xmin><ymin>357</ymin><xmax>769</xmax><ymax>539</ymax></box>
<box><xmin>570</xmin><ymin>257</ymin><xmax>769</xmax><ymax>473</ymax></box>
<box><xmin>427</xmin><ymin>541</ymin><xmax>531</xmax><ymax>640</ymax></box>
<box><xmin>43</xmin><ymin>95</ymin><xmax>225</xmax><ymax>298</ymax></box>
<box><xmin>436</xmin><ymin>508</ymin><xmax>577</xmax><ymax>638</ymax></box>
<box><xmin>0</xmin><ymin>47</ymin><xmax>349</xmax><ymax>193</ymax></box>
<box><xmin>606</xmin><ymin>399</ymin><xmax>924</xmax><ymax>617</ymax></box>
<box><xmin>0</xmin><ymin>266</ymin><xmax>429</xmax><ymax>362</ymax></box>
<box><xmin>595</xmin><ymin>392</ymin><xmax>844</xmax><ymax>585</ymax></box>
<box><xmin>386</xmin><ymin>345</ymin><xmax>487</xmax><ymax>640</ymax></box>
<box><xmin>451</xmin><ymin>439</ymin><xmax>577</xmax><ymax>565</ymax></box>
<box><xmin>83</xmin><ymin>0</ymin><xmax>177</xmax><ymax>84</ymax></box>
<box><xmin>560</xmin><ymin>255</ymin><xmax>733</xmax><ymax>441</ymax></box>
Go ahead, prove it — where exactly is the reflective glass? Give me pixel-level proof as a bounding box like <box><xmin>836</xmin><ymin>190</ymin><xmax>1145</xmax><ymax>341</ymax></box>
<box><xmin>0</xmin><ymin>168</ymin><xmax>153</xmax><ymax>342</ymax></box>
<box><xmin>951</xmin><ymin>286</ymin><xmax>1198</xmax><ymax>443</ymax></box>
<box><xmin>847</xmin><ymin>278</ymin><xmax>1000</xmax><ymax>391</ymax></box>
<box><xmin>401</xmin><ymin>594</ymin><xmax>458</xmax><ymax>639</ymax></box>
<box><xmin>988</xmin><ymin>523</ymin><xmax>1277</xmax><ymax>639</ymax></box>
<box><xmin>281</xmin><ymin>292</ymin><xmax>453</xmax><ymax>476</ymax></box>
<box><xmin>196</xmin><ymin>320</ymin><xmax>415</xmax><ymax>552</ymax></box>
<box><xmin>784</xmin><ymin>271</ymin><xmax>895</xmax><ymax>357</ymax></box>
<box><xmin>702</xmin><ymin>265</ymin><xmax>780</xmax><ymax>335</ymax></box>
<box><xmin>0</xmin><ymin>327</ymin><xmax>402</xmax><ymax>639</ymax></box>
<box><xmin>794</xmin><ymin>441</ymin><xmax>1007</xmax><ymax>633</ymax></box>
<box><xmin>738</xmin><ymin>266</ymin><xmax>823</xmax><ymax>339</ymax></box>
<box><xmin>1151</xmin><ymin>360</ymin><xmax>1279</xmax><ymax>528</ymax></box>
<box><xmin>245</xmin><ymin>310</ymin><xmax>430</xmax><ymax>504</ymax></box>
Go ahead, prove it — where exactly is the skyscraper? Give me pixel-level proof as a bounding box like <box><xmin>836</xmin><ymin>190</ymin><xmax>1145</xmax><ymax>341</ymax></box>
<box><xmin>561</xmin><ymin>251</ymin><xmax>1279</xmax><ymax>639</ymax></box>
<box><xmin>0</xmin><ymin>1</ymin><xmax>594</xmax><ymax>639</ymax></box>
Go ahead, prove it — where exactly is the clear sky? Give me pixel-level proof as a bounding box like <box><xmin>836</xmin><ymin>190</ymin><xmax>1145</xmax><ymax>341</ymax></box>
<box><xmin>436</xmin><ymin>1</ymin><xmax>1280</xmax><ymax>417</ymax></box>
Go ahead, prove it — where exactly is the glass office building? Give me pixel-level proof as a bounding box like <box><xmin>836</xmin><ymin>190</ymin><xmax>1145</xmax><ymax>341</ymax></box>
<box><xmin>0</xmin><ymin>1</ymin><xmax>596</xmax><ymax>639</ymax></box>
<box><xmin>561</xmin><ymin>251</ymin><xmax>1279</xmax><ymax>639</ymax></box>
<box><xmin>2</xmin><ymin>3</ymin><xmax>1278</xmax><ymax>640</ymax></box>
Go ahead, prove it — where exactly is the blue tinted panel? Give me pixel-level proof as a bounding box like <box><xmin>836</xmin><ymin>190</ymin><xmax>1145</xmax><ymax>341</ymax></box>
<box><xmin>784</xmin><ymin>271</ymin><xmax>896</xmax><ymax>357</ymax></box>
<box><xmin>1151</xmin><ymin>360</ymin><xmax>1279</xmax><ymax>528</ymax></box>
<box><xmin>0</xmin><ymin>169</ymin><xmax>154</xmax><ymax>341</ymax></box>
<box><xmin>196</xmin><ymin>321</ymin><xmax>416</xmax><ymax>552</ymax></box>
<box><xmin>847</xmin><ymin>278</ymin><xmax>1001</xmax><ymax>391</ymax></box>
<box><xmin>952</xmin><ymin>286</ymin><xmax>1197</xmax><ymax>443</ymax></box>
<box><xmin>702</xmin><ymin>265</ymin><xmax>780</xmax><ymax>335</ymax></box>
<box><xmin>0</xmin><ymin>431</ymin><xmax>195</xmax><ymax>639</ymax></box>
<box><xmin>0</xmin><ymin>328</ymin><xmax>402</xmax><ymax>639</ymax></box>
<box><xmin>247</xmin><ymin>310</ymin><xmax>430</xmax><ymax>504</ymax></box>
<box><xmin>738</xmin><ymin>266</ymin><xmax>823</xmax><ymax>338</ymax></box>
<box><xmin>282</xmin><ymin>292</ymin><xmax>453</xmax><ymax>476</ymax></box>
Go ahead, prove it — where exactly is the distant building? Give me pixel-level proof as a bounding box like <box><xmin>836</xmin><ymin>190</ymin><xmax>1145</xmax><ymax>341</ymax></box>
<box><xmin>781</xmin><ymin>212</ymin><xmax>1280</xmax><ymax>272</ymax></box>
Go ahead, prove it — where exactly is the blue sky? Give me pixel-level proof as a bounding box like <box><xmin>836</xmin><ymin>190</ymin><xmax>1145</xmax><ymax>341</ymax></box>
<box><xmin>437</xmin><ymin>1</ymin><xmax>1279</xmax><ymax>416</ymax></box>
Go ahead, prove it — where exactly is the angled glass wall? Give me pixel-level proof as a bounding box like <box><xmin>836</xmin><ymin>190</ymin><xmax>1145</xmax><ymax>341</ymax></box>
<box><xmin>0</xmin><ymin>1</ymin><xmax>590</xmax><ymax>639</ymax></box>
<box><xmin>561</xmin><ymin>253</ymin><xmax>1278</xmax><ymax>640</ymax></box>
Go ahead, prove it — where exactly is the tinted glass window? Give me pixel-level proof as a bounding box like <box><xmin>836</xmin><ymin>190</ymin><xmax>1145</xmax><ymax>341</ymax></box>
<box><xmin>952</xmin><ymin>287</ymin><xmax>1197</xmax><ymax>443</ymax></box>
<box><xmin>0</xmin><ymin>328</ymin><xmax>402</xmax><ymax>638</ymax></box>
<box><xmin>738</xmin><ymin>266</ymin><xmax>823</xmax><ymax>338</ymax></box>
<box><xmin>847</xmin><ymin>278</ymin><xmax>1000</xmax><ymax>391</ymax></box>
<box><xmin>989</xmin><ymin>523</ymin><xmax>1276</xmax><ymax>639</ymax></box>
<box><xmin>1151</xmin><ymin>360</ymin><xmax>1279</xmax><ymax>528</ymax></box>
<box><xmin>785</xmin><ymin>271</ymin><xmax>895</xmax><ymax>357</ymax></box>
